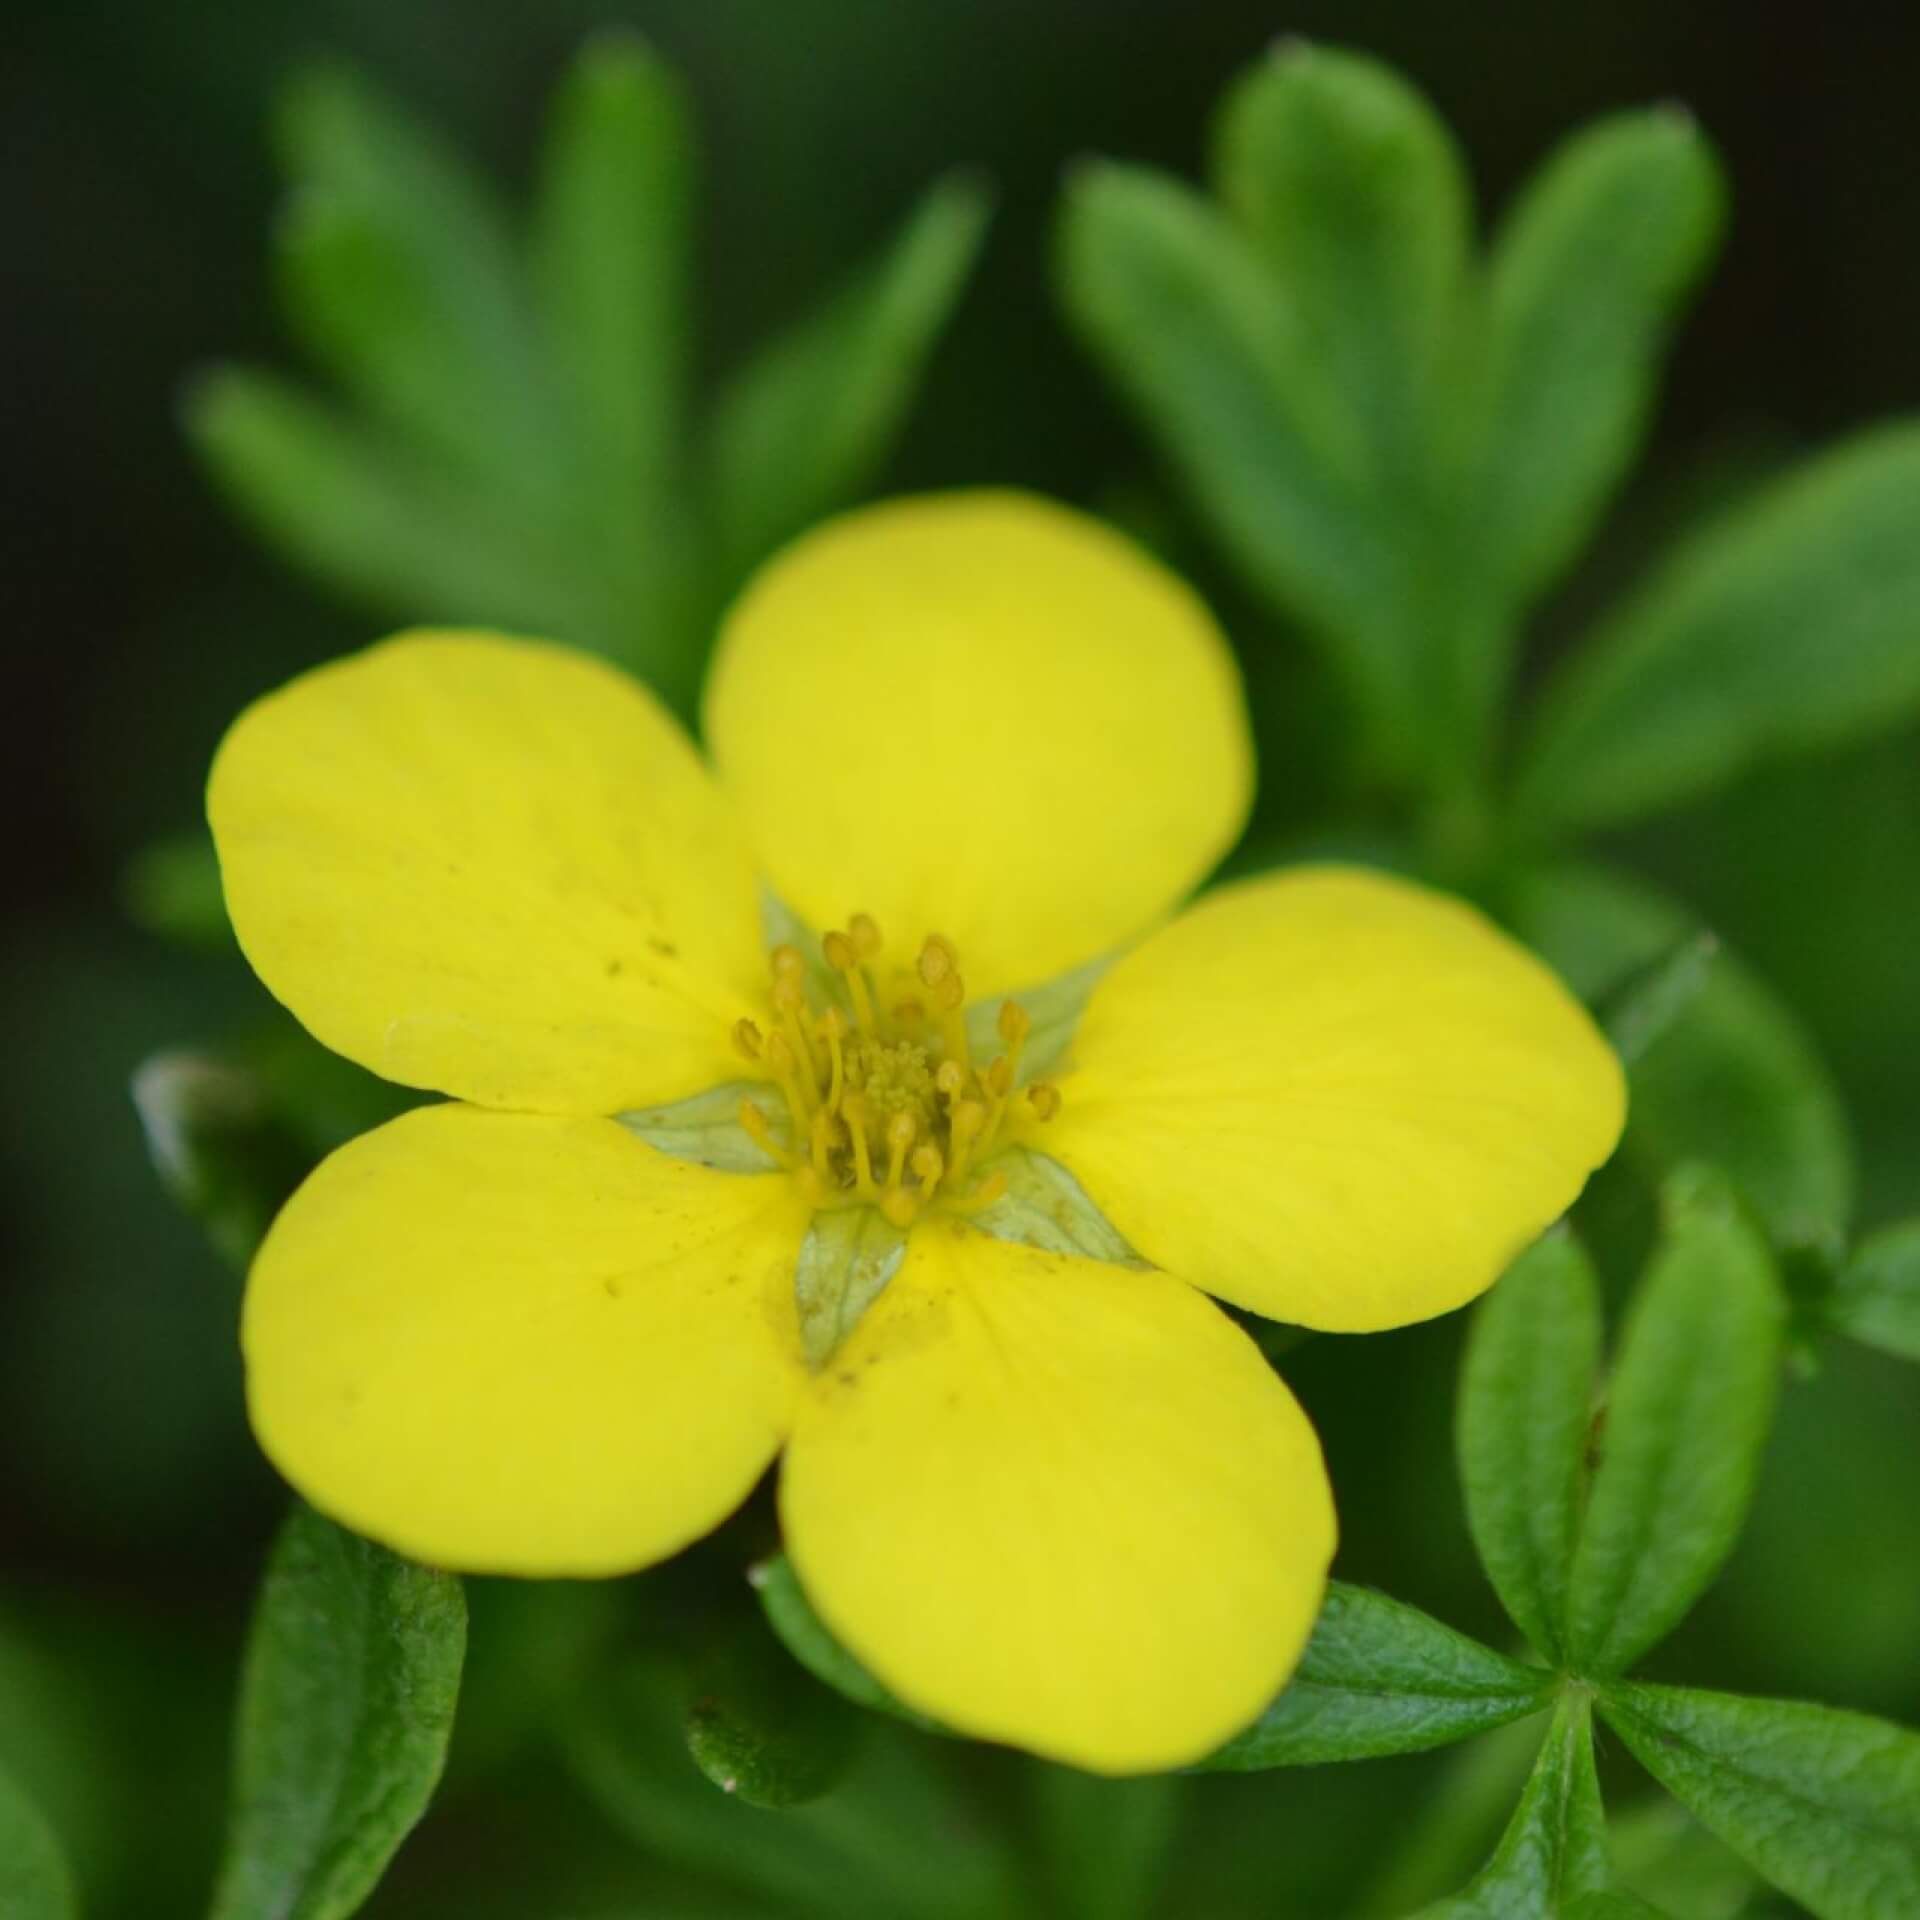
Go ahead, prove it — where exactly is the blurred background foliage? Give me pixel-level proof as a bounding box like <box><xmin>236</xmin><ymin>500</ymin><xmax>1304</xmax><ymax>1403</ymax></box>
<box><xmin>7</xmin><ymin>3</ymin><xmax>1920</xmax><ymax>1916</ymax></box>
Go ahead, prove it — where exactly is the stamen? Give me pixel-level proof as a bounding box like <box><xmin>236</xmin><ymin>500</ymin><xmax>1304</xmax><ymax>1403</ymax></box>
<box><xmin>979</xmin><ymin>1052</ymin><xmax>1015</xmax><ymax>1153</ymax></box>
<box><xmin>771</xmin><ymin>976</ymin><xmax>819</xmax><ymax>1083</ymax></box>
<box><xmin>738</xmin><ymin>1098</ymin><xmax>796</xmax><ymax>1169</ymax></box>
<box><xmin>948</xmin><ymin>1098</ymin><xmax>986</xmax><ymax>1184</ymax></box>
<box><xmin>916</xmin><ymin>935</ymin><xmax>957</xmax><ymax>989</ymax></box>
<box><xmin>819</xmin><ymin>1005</ymin><xmax>847</xmax><ymax>1115</ymax></box>
<box><xmin>749</xmin><ymin>921</ymin><xmax>1037</xmax><ymax>1234</ymax></box>
<box><xmin>810</xmin><ymin>1109</ymin><xmax>841</xmax><ymax>1186</ymax></box>
<box><xmin>841</xmin><ymin>1092</ymin><xmax>877</xmax><ymax>1193</ymax></box>
<box><xmin>824</xmin><ymin>929</ymin><xmax>879</xmax><ymax>1034</ymax></box>
<box><xmin>933</xmin><ymin>970</ymin><xmax>969</xmax><ymax>1069</ymax></box>
<box><xmin>765</xmin><ymin>1030</ymin><xmax>814</xmax><ymax>1132</ymax></box>
<box><xmin>884</xmin><ymin>1110</ymin><xmax>916</xmax><ymax>1190</ymax></box>
<box><xmin>947</xmin><ymin>1166</ymin><xmax>1009</xmax><ymax>1214</ymax></box>
<box><xmin>997</xmin><ymin>1000</ymin><xmax>1030</xmax><ymax>1086</ymax></box>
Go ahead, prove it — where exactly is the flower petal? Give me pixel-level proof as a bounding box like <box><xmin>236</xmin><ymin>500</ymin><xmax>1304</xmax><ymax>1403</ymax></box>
<box><xmin>210</xmin><ymin>632</ymin><xmax>765</xmax><ymax>1113</ymax></box>
<box><xmin>245</xmin><ymin>1103</ymin><xmax>811</xmax><ymax>1576</ymax></box>
<box><xmin>1046</xmin><ymin>866</ymin><xmax>1627</xmax><ymax>1332</ymax></box>
<box><xmin>780</xmin><ymin>1222</ymin><xmax>1335</xmax><ymax>1773</ymax></box>
<box><xmin>703</xmin><ymin>492</ymin><xmax>1253</xmax><ymax>996</ymax></box>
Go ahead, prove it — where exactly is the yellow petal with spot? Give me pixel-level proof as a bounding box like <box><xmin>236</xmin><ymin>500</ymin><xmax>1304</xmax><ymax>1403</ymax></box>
<box><xmin>780</xmin><ymin>1222</ymin><xmax>1334</xmax><ymax>1773</ymax></box>
<box><xmin>245</xmin><ymin>1104</ymin><xmax>810</xmax><ymax>1576</ymax></box>
<box><xmin>1046</xmin><ymin>866</ymin><xmax>1626</xmax><ymax>1332</ymax></box>
<box><xmin>210</xmin><ymin>631</ymin><xmax>764</xmax><ymax>1113</ymax></box>
<box><xmin>704</xmin><ymin>492</ymin><xmax>1253</xmax><ymax>997</ymax></box>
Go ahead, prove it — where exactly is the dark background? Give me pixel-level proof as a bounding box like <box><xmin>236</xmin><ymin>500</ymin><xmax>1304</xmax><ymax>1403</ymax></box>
<box><xmin>6</xmin><ymin>4</ymin><xmax>1920</xmax><ymax>1916</ymax></box>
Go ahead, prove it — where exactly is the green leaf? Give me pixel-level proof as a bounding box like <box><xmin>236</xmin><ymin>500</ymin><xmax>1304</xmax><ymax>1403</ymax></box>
<box><xmin>274</xmin><ymin>62</ymin><xmax>560</xmax><ymax>496</ymax></box>
<box><xmin>1421</xmin><ymin>1694</ymin><xmax>1610</xmax><ymax>1917</ymax></box>
<box><xmin>1470</xmin><ymin>109</ymin><xmax>1723</xmax><ymax>610</ymax></box>
<box><xmin>183</xmin><ymin>367</ymin><xmax>585</xmax><ymax>635</ymax></box>
<box><xmin>618</xmin><ymin>1082</ymin><xmax>787</xmax><ymax>1173</ymax></box>
<box><xmin>276</xmin><ymin>193</ymin><xmax>537</xmax><ymax>493</ymax></box>
<box><xmin>753</xmin><ymin>1554</ymin><xmax>939</xmax><ymax>1733</ymax></box>
<box><xmin>0</xmin><ymin>1764</ymin><xmax>77</xmax><ymax>1920</ymax></box>
<box><xmin>1516</xmin><ymin>422</ymin><xmax>1920</xmax><ymax>833</ymax></box>
<box><xmin>705</xmin><ymin>174</ymin><xmax>988</xmax><ymax>577</ymax></box>
<box><xmin>1606</xmin><ymin>1798</ymin><xmax>1763</xmax><ymax>1918</ymax></box>
<box><xmin>1563</xmin><ymin>1895</ymin><xmax>1672</xmax><ymax>1919</ymax></box>
<box><xmin>564</xmin><ymin>1652</ymin><xmax>1012</xmax><ymax>1920</ymax></box>
<box><xmin>794</xmin><ymin>1207</ymin><xmax>909</xmax><ymax>1371</ymax></box>
<box><xmin>961</xmin><ymin>953</ymin><xmax>1111</xmax><ymax>1084</ymax></box>
<box><xmin>1631</xmin><ymin>966</ymin><xmax>1853</xmax><ymax>1257</ymax></box>
<box><xmin>1596</xmin><ymin>930</ymin><xmax>1718</xmax><ymax>1067</ymax></box>
<box><xmin>1029</xmin><ymin>1766</ymin><xmax>1180</xmax><ymax>1920</ymax></box>
<box><xmin>1457</xmin><ymin>1228</ymin><xmax>1603</xmax><ymax>1665</ymax></box>
<box><xmin>1829</xmin><ymin>1218</ymin><xmax>1920</xmax><ymax>1360</ymax></box>
<box><xmin>131</xmin><ymin>1051</ymin><xmax>315</xmax><ymax>1268</ymax></box>
<box><xmin>684</xmin><ymin>1620</ymin><xmax>862</xmax><ymax>1809</ymax></box>
<box><xmin>1197</xmin><ymin>1583</ymin><xmax>1555</xmax><ymax>1770</ymax></box>
<box><xmin>209</xmin><ymin>1505</ymin><xmax>466</xmax><ymax>1920</ymax></box>
<box><xmin>1503</xmin><ymin>861</ymin><xmax>1856</xmax><ymax>1254</ymax></box>
<box><xmin>1600</xmin><ymin>1681</ymin><xmax>1920</xmax><ymax>1920</ymax></box>
<box><xmin>1211</xmin><ymin>42</ymin><xmax>1470</xmax><ymax>479</ymax></box>
<box><xmin>1057</xmin><ymin>160</ymin><xmax>1405</xmax><ymax>749</ymax></box>
<box><xmin>530</xmin><ymin>32</ymin><xmax>694</xmax><ymax>515</ymax></box>
<box><xmin>121</xmin><ymin>832</ymin><xmax>233</xmax><ymax>951</ymax></box>
<box><xmin>1563</xmin><ymin>1168</ymin><xmax>1784</xmax><ymax>1677</ymax></box>
<box><xmin>445</xmin><ymin>1578</ymin><xmax>625</xmax><ymax>1786</ymax></box>
<box><xmin>970</xmin><ymin>1148</ymin><xmax>1144</xmax><ymax>1266</ymax></box>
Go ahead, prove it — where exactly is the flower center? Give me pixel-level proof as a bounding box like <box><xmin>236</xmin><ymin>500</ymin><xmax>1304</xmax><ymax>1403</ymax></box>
<box><xmin>731</xmin><ymin>913</ymin><xmax>1062</xmax><ymax>1228</ymax></box>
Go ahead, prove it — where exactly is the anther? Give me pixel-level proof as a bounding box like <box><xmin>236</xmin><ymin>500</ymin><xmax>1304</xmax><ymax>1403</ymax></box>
<box><xmin>771</xmin><ymin>944</ymin><xmax>806</xmax><ymax>984</ymax></box>
<box><xmin>986</xmin><ymin>1056</ymin><xmax>1014</xmax><ymax>1100</ymax></box>
<box><xmin>910</xmin><ymin>1143</ymin><xmax>944</xmax><ymax>1191</ymax></box>
<box><xmin>849</xmin><ymin>912</ymin><xmax>883</xmax><ymax>960</ymax></box>
<box><xmin>997</xmin><ymin>1001</ymin><xmax>1031</xmax><ymax>1046</ymax></box>
<box><xmin>934</xmin><ymin>1059</ymin><xmax>966</xmax><ymax>1103</ymax></box>
<box><xmin>1027</xmin><ymin>1083</ymin><xmax>1061</xmax><ymax>1122</ymax></box>
<box><xmin>916</xmin><ymin>935</ymin><xmax>957</xmax><ymax>989</ymax></box>
<box><xmin>732</xmin><ymin>1018</ymin><xmax>764</xmax><ymax>1061</ymax></box>
<box><xmin>738</xmin><ymin>1098</ymin><xmax>795</xmax><ymax>1169</ymax></box>
<box><xmin>968</xmin><ymin>1167</ymin><xmax>1009</xmax><ymax>1209</ymax></box>
<box><xmin>945</xmin><ymin>1164</ymin><xmax>1009</xmax><ymax>1214</ymax></box>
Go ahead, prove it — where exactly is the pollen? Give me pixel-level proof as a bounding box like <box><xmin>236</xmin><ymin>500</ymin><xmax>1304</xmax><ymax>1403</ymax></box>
<box><xmin>748</xmin><ymin>913</ymin><xmax>1057</xmax><ymax>1225</ymax></box>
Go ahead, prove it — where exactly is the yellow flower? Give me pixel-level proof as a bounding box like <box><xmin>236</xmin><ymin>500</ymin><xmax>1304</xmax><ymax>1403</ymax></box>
<box><xmin>209</xmin><ymin>491</ymin><xmax>1623</xmax><ymax>1775</ymax></box>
